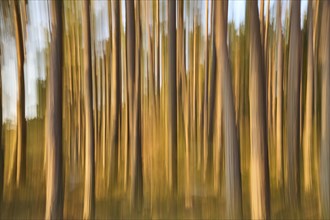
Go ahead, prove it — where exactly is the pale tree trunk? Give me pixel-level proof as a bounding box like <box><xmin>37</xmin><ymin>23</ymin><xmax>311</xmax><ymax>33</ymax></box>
<box><xmin>275</xmin><ymin>0</ymin><xmax>284</xmax><ymax>188</ymax></box>
<box><xmin>302</xmin><ymin>0</ymin><xmax>314</xmax><ymax>193</ymax></box>
<box><xmin>110</xmin><ymin>0</ymin><xmax>121</xmax><ymax>187</ymax></box>
<box><xmin>13</xmin><ymin>0</ymin><xmax>26</xmax><ymax>186</ymax></box>
<box><xmin>45</xmin><ymin>1</ymin><xmax>64</xmax><ymax>219</ymax></box>
<box><xmin>203</xmin><ymin>0</ymin><xmax>208</xmax><ymax>183</ymax></box>
<box><xmin>168</xmin><ymin>0</ymin><xmax>177</xmax><ymax>195</ymax></box>
<box><xmin>126</xmin><ymin>0</ymin><xmax>143</xmax><ymax>211</ymax></box>
<box><xmin>319</xmin><ymin>1</ymin><xmax>330</xmax><ymax>218</ymax></box>
<box><xmin>215</xmin><ymin>1</ymin><xmax>242</xmax><ymax>218</ymax></box>
<box><xmin>286</xmin><ymin>0</ymin><xmax>301</xmax><ymax>209</ymax></box>
<box><xmin>248</xmin><ymin>1</ymin><xmax>271</xmax><ymax>219</ymax></box>
<box><xmin>82</xmin><ymin>0</ymin><xmax>95</xmax><ymax>219</ymax></box>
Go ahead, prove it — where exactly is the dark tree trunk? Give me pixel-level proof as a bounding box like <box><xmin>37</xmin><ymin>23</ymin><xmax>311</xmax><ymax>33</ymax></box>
<box><xmin>168</xmin><ymin>0</ymin><xmax>178</xmax><ymax>195</ymax></box>
<box><xmin>13</xmin><ymin>0</ymin><xmax>26</xmax><ymax>186</ymax></box>
<box><xmin>45</xmin><ymin>1</ymin><xmax>64</xmax><ymax>219</ymax></box>
<box><xmin>286</xmin><ymin>0</ymin><xmax>301</xmax><ymax>209</ymax></box>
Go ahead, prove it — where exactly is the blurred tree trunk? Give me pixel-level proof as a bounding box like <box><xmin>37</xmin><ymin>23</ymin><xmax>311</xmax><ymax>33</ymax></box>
<box><xmin>168</xmin><ymin>0</ymin><xmax>177</xmax><ymax>195</ymax></box>
<box><xmin>214</xmin><ymin>1</ymin><xmax>242</xmax><ymax>218</ymax></box>
<box><xmin>126</xmin><ymin>0</ymin><xmax>143</xmax><ymax>211</ymax></box>
<box><xmin>0</xmin><ymin>47</ymin><xmax>3</xmax><ymax>201</ymax></box>
<box><xmin>45</xmin><ymin>1</ymin><xmax>64</xmax><ymax>219</ymax></box>
<box><xmin>248</xmin><ymin>1</ymin><xmax>271</xmax><ymax>218</ymax></box>
<box><xmin>259</xmin><ymin>0</ymin><xmax>264</xmax><ymax>47</ymax></box>
<box><xmin>109</xmin><ymin>0</ymin><xmax>121</xmax><ymax>187</ymax></box>
<box><xmin>320</xmin><ymin>1</ymin><xmax>330</xmax><ymax>218</ymax></box>
<box><xmin>203</xmin><ymin>0</ymin><xmax>209</xmax><ymax>183</ymax></box>
<box><xmin>13</xmin><ymin>0</ymin><xmax>26</xmax><ymax>186</ymax></box>
<box><xmin>82</xmin><ymin>0</ymin><xmax>95</xmax><ymax>219</ymax></box>
<box><xmin>275</xmin><ymin>0</ymin><xmax>284</xmax><ymax>188</ymax></box>
<box><xmin>286</xmin><ymin>0</ymin><xmax>301</xmax><ymax>209</ymax></box>
<box><xmin>302</xmin><ymin>0</ymin><xmax>314</xmax><ymax>193</ymax></box>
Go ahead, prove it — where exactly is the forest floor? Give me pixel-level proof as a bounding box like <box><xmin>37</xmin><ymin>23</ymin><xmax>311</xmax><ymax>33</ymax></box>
<box><xmin>0</xmin><ymin>118</ymin><xmax>321</xmax><ymax>219</ymax></box>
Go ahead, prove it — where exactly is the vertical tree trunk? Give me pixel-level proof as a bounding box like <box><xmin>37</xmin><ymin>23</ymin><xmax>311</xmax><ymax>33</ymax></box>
<box><xmin>0</xmin><ymin>47</ymin><xmax>3</xmax><ymax>202</ymax></box>
<box><xmin>214</xmin><ymin>1</ymin><xmax>242</xmax><ymax>218</ymax></box>
<box><xmin>302</xmin><ymin>0</ymin><xmax>314</xmax><ymax>193</ymax></box>
<box><xmin>45</xmin><ymin>1</ymin><xmax>64</xmax><ymax>219</ymax></box>
<box><xmin>126</xmin><ymin>0</ymin><xmax>143</xmax><ymax>211</ymax></box>
<box><xmin>286</xmin><ymin>0</ymin><xmax>301</xmax><ymax>209</ymax></box>
<box><xmin>259</xmin><ymin>0</ymin><xmax>264</xmax><ymax>47</ymax></box>
<box><xmin>249</xmin><ymin>1</ymin><xmax>271</xmax><ymax>218</ymax></box>
<box><xmin>203</xmin><ymin>0</ymin><xmax>209</xmax><ymax>183</ymax></box>
<box><xmin>110</xmin><ymin>0</ymin><xmax>121</xmax><ymax>187</ymax></box>
<box><xmin>13</xmin><ymin>0</ymin><xmax>26</xmax><ymax>186</ymax></box>
<box><xmin>319</xmin><ymin>1</ymin><xmax>330</xmax><ymax>218</ymax></box>
<box><xmin>82</xmin><ymin>0</ymin><xmax>95</xmax><ymax>218</ymax></box>
<box><xmin>275</xmin><ymin>0</ymin><xmax>284</xmax><ymax>188</ymax></box>
<box><xmin>168</xmin><ymin>0</ymin><xmax>177</xmax><ymax>195</ymax></box>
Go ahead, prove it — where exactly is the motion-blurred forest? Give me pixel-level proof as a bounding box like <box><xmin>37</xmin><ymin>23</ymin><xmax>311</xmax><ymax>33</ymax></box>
<box><xmin>0</xmin><ymin>0</ymin><xmax>329</xmax><ymax>219</ymax></box>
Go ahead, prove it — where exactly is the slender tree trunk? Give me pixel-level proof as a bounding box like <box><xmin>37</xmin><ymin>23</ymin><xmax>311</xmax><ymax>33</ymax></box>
<box><xmin>127</xmin><ymin>0</ymin><xmax>143</xmax><ymax>211</ymax></box>
<box><xmin>275</xmin><ymin>0</ymin><xmax>283</xmax><ymax>188</ymax></box>
<box><xmin>286</xmin><ymin>0</ymin><xmax>301</xmax><ymax>209</ymax></box>
<box><xmin>45</xmin><ymin>1</ymin><xmax>64</xmax><ymax>219</ymax></box>
<box><xmin>168</xmin><ymin>0</ymin><xmax>178</xmax><ymax>195</ymax></box>
<box><xmin>0</xmin><ymin>47</ymin><xmax>3</xmax><ymax>202</ymax></box>
<box><xmin>215</xmin><ymin>1</ymin><xmax>242</xmax><ymax>218</ymax></box>
<box><xmin>319</xmin><ymin>1</ymin><xmax>330</xmax><ymax>218</ymax></box>
<box><xmin>109</xmin><ymin>0</ymin><xmax>121</xmax><ymax>187</ymax></box>
<box><xmin>302</xmin><ymin>0</ymin><xmax>314</xmax><ymax>193</ymax></box>
<box><xmin>259</xmin><ymin>0</ymin><xmax>264</xmax><ymax>47</ymax></box>
<box><xmin>82</xmin><ymin>0</ymin><xmax>95</xmax><ymax>218</ymax></box>
<box><xmin>248</xmin><ymin>1</ymin><xmax>271</xmax><ymax>218</ymax></box>
<box><xmin>13</xmin><ymin>0</ymin><xmax>26</xmax><ymax>186</ymax></box>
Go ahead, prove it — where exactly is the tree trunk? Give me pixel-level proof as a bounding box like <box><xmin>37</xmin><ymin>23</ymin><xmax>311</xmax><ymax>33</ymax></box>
<box><xmin>0</xmin><ymin>46</ymin><xmax>3</xmax><ymax>202</ymax></box>
<box><xmin>214</xmin><ymin>1</ymin><xmax>242</xmax><ymax>218</ymax></box>
<box><xmin>82</xmin><ymin>0</ymin><xmax>95</xmax><ymax>219</ymax></box>
<box><xmin>168</xmin><ymin>0</ymin><xmax>178</xmax><ymax>195</ymax></box>
<box><xmin>13</xmin><ymin>0</ymin><xmax>27</xmax><ymax>186</ymax></box>
<box><xmin>110</xmin><ymin>0</ymin><xmax>121</xmax><ymax>188</ymax></box>
<box><xmin>286</xmin><ymin>0</ymin><xmax>301</xmax><ymax>209</ymax></box>
<box><xmin>319</xmin><ymin>1</ymin><xmax>330</xmax><ymax>218</ymax></box>
<box><xmin>126</xmin><ymin>0</ymin><xmax>143</xmax><ymax>211</ymax></box>
<box><xmin>302</xmin><ymin>0</ymin><xmax>314</xmax><ymax>193</ymax></box>
<box><xmin>275</xmin><ymin>0</ymin><xmax>284</xmax><ymax>188</ymax></box>
<box><xmin>248</xmin><ymin>1</ymin><xmax>271</xmax><ymax>218</ymax></box>
<box><xmin>45</xmin><ymin>1</ymin><xmax>64</xmax><ymax>219</ymax></box>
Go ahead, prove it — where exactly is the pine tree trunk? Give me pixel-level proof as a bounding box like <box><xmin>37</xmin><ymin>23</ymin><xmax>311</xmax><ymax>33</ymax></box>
<box><xmin>319</xmin><ymin>1</ymin><xmax>330</xmax><ymax>218</ymax></box>
<box><xmin>275</xmin><ymin>0</ymin><xmax>283</xmax><ymax>187</ymax></box>
<box><xmin>13</xmin><ymin>0</ymin><xmax>26</xmax><ymax>186</ymax></box>
<box><xmin>286</xmin><ymin>0</ymin><xmax>301</xmax><ymax>209</ymax></box>
<box><xmin>215</xmin><ymin>1</ymin><xmax>242</xmax><ymax>218</ymax></box>
<box><xmin>168</xmin><ymin>0</ymin><xmax>177</xmax><ymax>195</ymax></box>
<box><xmin>248</xmin><ymin>1</ymin><xmax>271</xmax><ymax>218</ymax></box>
<box><xmin>45</xmin><ymin>1</ymin><xmax>64</xmax><ymax>219</ymax></box>
<box><xmin>302</xmin><ymin>0</ymin><xmax>314</xmax><ymax>193</ymax></box>
<box><xmin>82</xmin><ymin>0</ymin><xmax>95</xmax><ymax>218</ymax></box>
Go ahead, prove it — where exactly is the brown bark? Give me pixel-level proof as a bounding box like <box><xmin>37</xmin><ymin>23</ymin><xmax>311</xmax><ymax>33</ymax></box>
<box><xmin>319</xmin><ymin>1</ymin><xmax>330</xmax><ymax>218</ymax></box>
<box><xmin>275</xmin><ymin>0</ymin><xmax>284</xmax><ymax>187</ymax></box>
<box><xmin>168</xmin><ymin>0</ymin><xmax>177</xmax><ymax>195</ymax></box>
<box><xmin>215</xmin><ymin>1</ymin><xmax>242</xmax><ymax>218</ymax></box>
<box><xmin>82</xmin><ymin>0</ymin><xmax>95</xmax><ymax>219</ymax></box>
<box><xmin>45</xmin><ymin>1</ymin><xmax>64</xmax><ymax>219</ymax></box>
<box><xmin>286</xmin><ymin>0</ymin><xmax>301</xmax><ymax>208</ymax></box>
<box><xmin>248</xmin><ymin>1</ymin><xmax>271</xmax><ymax>218</ymax></box>
<box><xmin>109</xmin><ymin>0</ymin><xmax>121</xmax><ymax>187</ymax></box>
<box><xmin>302</xmin><ymin>0</ymin><xmax>314</xmax><ymax>193</ymax></box>
<box><xmin>126</xmin><ymin>0</ymin><xmax>143</xmax><ymax>211</ymax></box>
<box><xmin>13</xmin><ymin>0</ymin><xmax>26</xmax><ymax>186</ymax></box>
